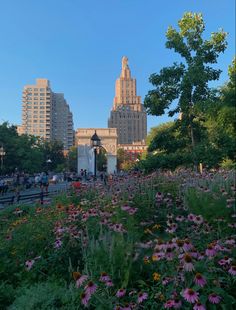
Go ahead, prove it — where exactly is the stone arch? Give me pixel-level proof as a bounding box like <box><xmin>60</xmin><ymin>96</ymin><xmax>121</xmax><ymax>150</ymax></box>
<box><xmin>75</xmin><ymin>128</ymin><xmax>118</xmax><ymax>174</ymax></box>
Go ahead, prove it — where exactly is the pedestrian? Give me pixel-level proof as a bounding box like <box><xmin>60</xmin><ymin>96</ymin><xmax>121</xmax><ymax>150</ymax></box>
<box><xmin>41</xmin><ymin>172</ymin><xmax>49</xmax><ymax>193</ymax></box>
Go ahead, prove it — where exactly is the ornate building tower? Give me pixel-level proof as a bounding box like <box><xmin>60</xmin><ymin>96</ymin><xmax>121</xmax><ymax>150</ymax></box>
<box><xmin>108</xmin><ymin>57</ymin><xmax>147</xmax><ymax>145</ymax></box>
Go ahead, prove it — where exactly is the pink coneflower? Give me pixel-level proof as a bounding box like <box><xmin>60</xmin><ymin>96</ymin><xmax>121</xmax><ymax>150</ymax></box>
<box><xmin>173</xmin><ymin>298</ymin><xmax>182</xmax><ymax>309</ymax></box>
<box><xmin>128</xmin><ymin>207</ymin><xmax>137</xmax><ymax>215</ymax></box>
<box><xmin>218</xmin><ymin>256</ymin><xmax>232</xmax><ymax>266</ymax></box>
<box><xmin>193</xmin><ymin>302</ymin><xmax>206</xmax><ymax>310</ymax></box>
<box><xmin>81</xmin><ymin>291</ymin><xmax>91</xmax><ymax>306</ymax></box>
<box><xmin>99</xmin><ymin>272</ymin><xmax>110</xmax><ymax>282</ymax></box>
<box><xmin>228</xmin><ymin>265</ymin><xmax>236</xmax><ymax>276</ymax></box>
<box><xmin>205</xmin><ymin>244</ymin><xmax>216</xmax><ymax>257</ymax></box>
<box><xmin>193</xmin><ymin>215</ymin><xmax>204</xmax><ymax>225</ymax></box>
<box><xmin>54</xmin><ymin>239</ymin><xmax>62</xmax><ymax>249</ymax></box>
<box><xmin>208</xmin><ymin>293</ymin><xmax>221</xmax><ymax>304</ymax></box>
<box><xmin>182</xmin><ymin>288</ymin><xmax>199</xmax><ymax>303</ymax></box>
<box><xmin>85</xmin><ymin>281</ymin><xmax>97</xmax><ymax>295</ymax></box>
<box><xmin>164</xmin><ymin>300</ymin><xmax>174</xmax><ymax>308</ymax></box>
<box><xmin>116</xmin><ymin>288</ymin><xmax>126</xmax><ymax>298</ymax></box>
<box><xmin>187</xmin><ymin>213</ymin><xmax>196</xmax><ymax>221</ymax></box>
<box><xmin>25</xmin><ymin>259</ymin><xmax>35</xmax><ymax>271</ymax></box>
<box><xmin>183</xmin><ymin>240</ymin><xmax>193</xmax><ymax>251</ymax></box>
<box><xmin>76</xmin><ymin>275</ymin><xmax>88</xmax><ymax>288</ymax></box>
<box><xmin>137</xmin><ymin>292</ymin><xmax>148</xmax><ymax>303</ymax></box>
<box><xmin>194</xmin><ymin>273</ymin><xmax>207</xmax><ymax>287</ymax></box>
<box><xmin>176</xmin><ymin>215</ymin><xmax>185</xmax><ymax>222</ymax></box>
<box><xmin>105</xmin><ymin>280</ymin><xmax>114</xmax><ymax>287</ymax></box>
<box><xmin>183</xmin><ymin>254</ymin><xmax>195</xmax><ymax>272</ymax></box>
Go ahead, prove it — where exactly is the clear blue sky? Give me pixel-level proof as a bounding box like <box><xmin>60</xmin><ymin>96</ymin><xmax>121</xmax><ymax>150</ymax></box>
<box><xmin>0</xmin><ymin>0</ymin><xmax>235</xmax><ymax>133</ymax></box>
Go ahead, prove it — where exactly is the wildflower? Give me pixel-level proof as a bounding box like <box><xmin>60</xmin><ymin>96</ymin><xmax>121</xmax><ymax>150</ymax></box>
<box><xmin>143</xmin><ymin>256</ymin><xmax>150</xmax><ymax>264</ymax></box>
<box><xmin>164</xmin><ymin>300</ymin><xmax>174</xmax><ymax>308</ymax></box>
<box><xmin>193</xmin><ymin>215</ymin><xmax>204</xmax><ymax>225</ymax></box>
<box><xmin>105</xmin><ymin>280</ymin><xmax>114</xmax><ymax>287</ymax></box>
<box><xmin>187</xmin><ymin>213</ymin><xmax>196</xmax><ymax>221</ymax></box>
<box><xmin>193</xmin><ymin>302</ymin><xmax>206</xmax><ymax>310</ymax></box>
<box><xmin>85</xmin><ymin>281</ymin><xmax>97</xmax><ymax>295</ymax></box>
<box><xmin>182</xmin><ymin>288</ymin><xmax>199</xmax><ymax>303</ymax></box>
<box><xmin>218</xmin><ymin>256</ymin><xmax>232</xmax><ymax>266</ymax></box>
<box><xmin>54</xmin><ymin>239</ymin><xmax>62</xmax><ymax>249</ymax></box>
<box><xmin>228</xmin><ymin>265</ymin><xmax>236</xmax><ymax>276</ymax></box>
<box><xmin>183</xmin><ymin>240</ymin><xmax>193</xmax><ymax>251</ymax></box>
<box><xmin>25</xmin><ymin>259</ymin><xmax>35</xmax><ymax>271</ymax></box>
<box><xmin>208</xmin><ymin>293</ymin><xmax>221</xmax><ymax>304</ymax></box>
<box><xmin>73</xmin><ymin>272</ymin><xmax>88</xmax><ymax>287</ymax></box>
<box><xmin>194</xmin><ymin>273</ymin><xmax>207</xmax><ymax>287</ymax></box>
<box><xmin>137</xmin><ymin>292</ymin><xmax>148</xmax><ymax>303</ymax></box>
<box><xmin>152</xmin><ymin>253</ymin><xmax>160</xmax><ymax>261</ymax></box>
<box><xmin>153</xmin><ymin>272</ymin><xmax>161</xmax><ymax>281</ymax></box>
<box><xmin>173</xmin><ymin>298</ymin><xmax>182</xmax><ymax>309</ymax></box>
<box><xmin>116</xmin><ymin>288</ymin><xmax>126</xmax><ymax>298</ymax></box>
<box><xmin>81</xmin><ymin>291</ymin><xmax>90</xmax><ymax>306</ymax></box>
<box><xmin>205</xmin><ymin>244</ymin><xmax>216</xmax><ymax>257</ymax></box>
<box><xmin>99</xmin><ymin>272</ymin><xmax>110</xmax><ymax>282</ymax></box>
<box><xmin>183</xmin><ymin>254</ymin><xmax>195</xmax><ymax>272</ymax></box>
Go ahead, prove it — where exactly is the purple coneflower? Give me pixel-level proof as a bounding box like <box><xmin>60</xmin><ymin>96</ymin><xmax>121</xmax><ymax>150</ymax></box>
<box><xmin>208</xmin><ymin>293</ymin><xmax>221</xmax><ymax>304</ymax></box>
<box><xmin>105</xmin><ymin>279</ymin><xmax>114</xmax><ymax>287</ymax></box>
<box><xmin>99</xmin><ymin>272</ymin><xmax>110</xmax><ymax>282</ymax></box>
<box><xmin>194</xmin><ymin>273</ymin><xmax>207</xmax><ymax>287</ymax></box>
<box><xmin>182</xmin><ymin>288</ymin><xmax>199</xmax><ymax>303</ymax></box>
<box><xmin>164</xmin><ymin>300</ymin><xmax>174</xmax><ymax>308</ymax></box>
<box><xmin>173</xmin><ymin>298</ymin><xmax>182</xmax><ymax>309</ymax></box>
<box><xmin>205</xmin><ymin>244</ymin><xmax>216</xmax><ymax>257</ymax></box>
<box><xmin>187</xmin><ymin>213</ymin><xmax>196</xmax><ymax>221</ymax></box>
<box><xmin>137</xmin><ymin>292</ymin><xmax>148</xmax><ymax>303</ymax></box>
<box><xmin>228</xmin><ymin>265</ymin><xmax>236</xmax><ymax>276</ymax></box>
<box><xmin>54</xmin><ymin>239</ymin><xmax>62</xmax><ymax>249</ymax></box>
<box><xmin>25</xmin><ymin>259</ymin><xmax>35</xmax><ymax>271</ymax></box>
<box><xmin>76</xmin><ymin>274</ymin><xmax>88</xmax><ymax>288</ymax></box>
<box><xmin>81</xmin><ymin>291</ymin><xmax>91</xmax><ymax>306</ymax></box>
<box><xmin>85</xmin><ymin>281</ymin><xmax>97</xmax><ymax>295</ymax></box>
<box><xmin>193</xmin><ymin>302</ymin><xmax>206</xmax><ymax>310</ymax></box>
<box><xmin>183</xmin><ymin>253</ymin><xmax>195</xmax><ymax>272</ymax></box>
<box><xmin>116</xmin><ymin>288</ymin><xmax>126</xmax><ymax>298</ymax></box>
<box><xmin>193</xmin><ymin>215</ymin><xmax>204</xmax><ymax>225</ymax></box>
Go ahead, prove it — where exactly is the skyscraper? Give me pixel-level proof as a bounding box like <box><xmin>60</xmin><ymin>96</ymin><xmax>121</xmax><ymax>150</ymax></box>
<box><xmin>20</xmin><ymin>79</ymin><xmax>74</xmax><ymax>150</ymax></box>
<box><xmin>52</xmin><ymin>93</ymin><xmax>74</xmax><ymax>150</ymax></box>
<box><xmin>108</xmin><ymin>57</ymin><xmax>147</xmax><ymax>145</ymax></box>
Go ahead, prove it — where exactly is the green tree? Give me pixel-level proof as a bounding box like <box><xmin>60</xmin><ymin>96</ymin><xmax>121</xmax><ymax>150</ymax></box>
<box><xmin>144</xmin><ymin>12</ymin><xmax>227</xmax><ymax>166</ymax></box>
<box><xmin>67</xmin><ymin>146</ymin><xmax>78</xmax><ymax>172</ymax></box>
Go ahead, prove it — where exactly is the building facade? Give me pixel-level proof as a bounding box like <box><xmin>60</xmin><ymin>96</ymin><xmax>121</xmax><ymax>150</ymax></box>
<box><xmin>21</xmin><ymin>79</ymin><xmax>74</xmax><ymax>150</ymax></box>
<box><xmin>52</xmin><ymin>93</ymin><xmax>74</xmax><ymax>150</ymax></box>
<box><xmin>108</xmin><ymin>57</ymin><xmax>147</xmax><ymax>145</ymax></box>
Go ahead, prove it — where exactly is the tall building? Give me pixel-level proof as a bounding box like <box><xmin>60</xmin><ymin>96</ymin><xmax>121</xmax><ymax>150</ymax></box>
<box><xmin>21</xmin><ymin>79</ymin><xmax>74</xmax><ymax>150</ymax></box>
<box><xmin>52</xmin><ymin>93</ymin><xmax>74</xmax><ymax>150</ymax></box>
<box><xmin>108</xmin><ymin>56</ymin><xmax>147</xmax><ymax>145</ymax></box>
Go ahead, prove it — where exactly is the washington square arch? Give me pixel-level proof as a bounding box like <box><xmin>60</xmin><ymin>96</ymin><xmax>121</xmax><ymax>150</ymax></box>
<box><xmin>75</xmin><ymin>128</ymin><xmax>118</xmax><ymax>174</ymax></box>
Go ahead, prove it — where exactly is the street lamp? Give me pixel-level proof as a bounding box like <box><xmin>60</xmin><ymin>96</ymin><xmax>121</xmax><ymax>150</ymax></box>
<box><xmin>90</xmin><ymin>131</ymin><xmax>101</xmax><ymax>180</ymax></box>
<box><xmin>46</xmin><ymin>158</ymin><xmax>52</xmax><ymax>172</ymax></box>
<box><xmin>0</xmin><ymin>145</ymin><xmax>6</xmax><ymax>173</ymax></box>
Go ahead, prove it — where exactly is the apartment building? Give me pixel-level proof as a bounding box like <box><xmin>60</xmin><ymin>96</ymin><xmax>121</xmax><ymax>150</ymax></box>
<box><xmin>20</xmin><ymin>79</ymin><xmax>74</xmax><ymax>150</ymax></box>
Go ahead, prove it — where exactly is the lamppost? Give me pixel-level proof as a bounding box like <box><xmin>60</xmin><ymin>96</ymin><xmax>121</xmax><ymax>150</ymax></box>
<box><xmin>46</xmin><ymin>158</ymin><xmax>52</xmax><ymax>172</ymax></box>
<box><xmin>0</xmin><ymin>145</ymin><xmax>6</xmax><ymax>174</ymax></box>
<box><xmin>90</xmin><ymin>131</ymin><xmax>101</xmax><ymax>180</ymax></box>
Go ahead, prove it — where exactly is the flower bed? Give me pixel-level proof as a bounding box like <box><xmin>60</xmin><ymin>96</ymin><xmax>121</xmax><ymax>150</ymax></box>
<box><xmin>0</xmin><ymin>170</ymin><xmax>235</xmax><ymax>309</ymax></box>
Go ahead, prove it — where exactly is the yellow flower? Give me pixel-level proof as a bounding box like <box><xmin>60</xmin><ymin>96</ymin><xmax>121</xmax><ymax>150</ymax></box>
<box><xmin>144</xmin><ymin>228</ymin><xmax>152</xmax><ymax>234</ymax></box>
<box><xmin>143</xmin><ymin>256</ymin><xmax>150</xmax><ymax>264</ymax></box>
<box><xmin>152</xmin><ymin>253</ymin><xmax>160</xmax><ymax>261</ymax></box>
<box><xmin>153</xmin><ymin>272</ymin><xmax>161</xmax><ymax>281</ymax></box>
<box><xmin>152</xmin><ymin>224</ymin><xmax>161</xmax><ymax>230</ymax></box>
<box><xmin>159</xmin><ymin>294</ymin><xmax>165</xmax><ymax>301</ymax></box>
